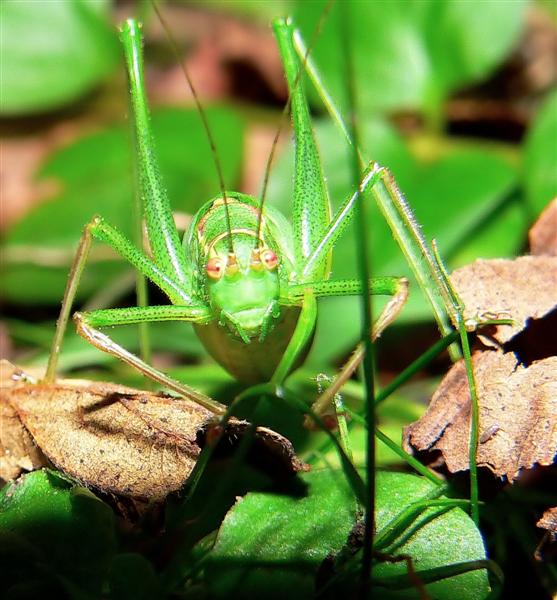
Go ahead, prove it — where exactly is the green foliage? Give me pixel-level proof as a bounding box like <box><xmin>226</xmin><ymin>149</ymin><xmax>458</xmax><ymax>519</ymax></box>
<box><xmin>202</xmin><ymin>470</ymin><xmax>489</xmax><ymax>599</ymax></box>
<box><xmin>1</xmin><ymin>107</ymin><xmax>245</xmax><ymax>304</ymax></box>
<box><xmin>0</xmin><ymin>0</ymin><xmax>119</xmax><ymax>115</ymax></box>
<box><xmin>0</xmin><ymin>469</ymin><xmax>116</xmax><ymax>597</ymax></box>
<box><xmin>293</xmin><ymin>0</ymin><xmax>527</xmax><ymax>117</ymax></box>
<box><xmin>108</xmin><ymin>554</ymin><xmax>162</xmax><ymax>600</ymax></box>
<box><xmin>523</xmin><ymin>90</ymin><xmax>557</xmax><ymax>213</ymax></box>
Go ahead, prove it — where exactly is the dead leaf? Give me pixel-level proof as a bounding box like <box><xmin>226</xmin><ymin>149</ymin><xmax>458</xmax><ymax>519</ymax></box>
<box><xmin>0</xmin><ymin>361</ymin><xmax>47</xmax><ymax>482</ymax></box>
<box><xmin>6</xmin><ymin>379</ymin><xmax>212</xmax><ymax>501</ymax></box>
<box><xmin>529</xmin><ymin>198</ymin><xmax>557</xmax><ymax>256</ymax></box>
<box><xmin>451</xmin><ymin>256</ymin><xmax>557</xmax><ymax>346</ymax></box>
<box><xmin>403</xmin><ymin>351</ymin><xmax>557</xmax><ymax>481</ymax></box>
<box><xmin>537</xmin><ymin>507</ymin><xmax>557</xmax><ymax>533</ymax></box>
<box><xmin>1</xmin><ymin>362</ymin><xmax>307</xmax><ymax>500</ymax></box>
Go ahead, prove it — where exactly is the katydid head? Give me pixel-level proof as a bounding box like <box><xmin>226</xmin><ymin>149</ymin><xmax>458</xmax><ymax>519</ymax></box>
<box><xmin>204</xmin><ymin>243</ymin><xmax>281</xmax><ymax>342</ymax></box>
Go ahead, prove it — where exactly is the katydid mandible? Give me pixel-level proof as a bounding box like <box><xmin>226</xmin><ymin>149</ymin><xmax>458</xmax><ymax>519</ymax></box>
<box><xmin>45</xmin><ymin>17</ymin><xmax>407</xmax><ymax>415</ymax></box>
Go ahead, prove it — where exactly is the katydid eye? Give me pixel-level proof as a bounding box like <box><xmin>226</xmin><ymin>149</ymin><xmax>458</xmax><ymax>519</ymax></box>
<box><xmin>206</xmin><ymin>257</ymin><xmax>225</xmax><ymax>279</ymax></box>
<box><xmin>261</xmin><ymin>249</ymin><xmax>278</xmax><ymax>270</ymax></box>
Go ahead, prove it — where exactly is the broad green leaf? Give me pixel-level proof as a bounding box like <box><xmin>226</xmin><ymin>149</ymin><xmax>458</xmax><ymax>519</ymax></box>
<box><xmin>0</xmin><ymin>469</ymin><xmax>116</xmax><ymax>597</ymax></box>
<box><xmin>293</xmin><ymin>0</ymin><xmax>527</xmax><ymax>116</ymax></box>
<box><xmin>1</xmin><ymin>107</ymin><xmax>245</xmax><ymax>303</ymax></box>
<box><xmin>203</xmin><ymin>470</ymin><xmax>489</xmax><ymax>599</ymax></box>
<box><xmin>523</xmin><ymin>89</ymin><xmax>557</xmax><ymax>214</ymax></box>
<box><xmin>108</xmin><ymin>554</ymin><xmax>161</xmax><ymax>600</ymax></box>
<box><xmin>204</xmin><ymin>468</ymin><xmax>357</xmax><ymax>598</ymax></box>
<box><xmin>1</xmin><ymin>0</ymin><xmax>119</xmax><ymax>115</ymax></box>
<box><xmin>372</xmin><ymin>472</ymin><xmax>489</xmax><ymax>599</ymax></box>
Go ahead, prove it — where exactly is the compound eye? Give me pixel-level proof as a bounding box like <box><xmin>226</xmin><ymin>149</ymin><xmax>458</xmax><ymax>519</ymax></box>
<box><xmin>261</xmin><ymin>249</ymin><xmax>278</xmax><ymax>270</ymax></box>
<box><xmin>206</xmin><ymin>257</ymin><xmax>225</xmax><ymax>280</ymax></box>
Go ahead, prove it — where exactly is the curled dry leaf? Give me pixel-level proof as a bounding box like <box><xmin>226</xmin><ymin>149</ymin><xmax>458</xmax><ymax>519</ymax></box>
<box><xmin>451</xmin><ymin>255</ymin><xmax>557</xmax><ymax>347</ymax></box>
<box><xmin>403</xmin><ymin>350</ymin><xmax>557</xmax><ymax>481</ymax></box>
<box><xmin>529</xmin><ymin>198</ymin><xmax>557</xmax><ymax>256</ymax></box>
<box><xmin>0</xmin><ymin>362</ymin><xmax>48</xmax><ymax>481</ymax></box>
<box><xmin>537</xmin><ymin>507</ymin><xmax>557</xmax><ymax>533</ymax></box>
<box><xmin>6</xmin><ymin>378</ymin><xmax>213</xmax><ymax>501</ymax></box>
<box><xmin>1</xmin><ymin>362</ymin><xmax>306</xmax><ymax>501</ymax></box>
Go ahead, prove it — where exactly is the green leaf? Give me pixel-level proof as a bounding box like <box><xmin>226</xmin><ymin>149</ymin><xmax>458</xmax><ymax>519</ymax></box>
<box><xmin>108</xmin><ymin>554</ymin><xmax>161</xmax><ymax>600</ymax></box>
<box><xmin>372</xmin><ymin>473</ymin><xmax>489</xmax><ymax>599</ymax></box>
<box><xmin>1</xmin><ymin>0</ymin><xmax>119</xmax><ymax>115</ymax></box>
<box><xmin>0</xmin><ymin>469</ymin><xmax>116</xmax><ymax>597</ymax></box>
<box><xmin>204</xmin><ymin>468</ymin><xmax>357</xmax><ymax>598</ymax></box>
<box><xmin>523</xmin><ymin>89</ymin><xmax>557</xmax><ymax>214</ymax></box>
<box><xmin>203</xmin><ymin>470</ymin><xmax>489</xmax><ymax>599</ymax></box>
<box><xmin>293</xmin><ymin>0</ymin><xmax>527</xmax><ymax>116</ymax></box>
<box><xmin>1</xmin><ymin>107</ymin><xmax>245</xmax><ymax>304</ymax></box>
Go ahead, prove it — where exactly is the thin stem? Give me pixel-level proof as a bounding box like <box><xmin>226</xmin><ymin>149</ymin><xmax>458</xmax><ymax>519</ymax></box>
<box><xmin>375</xmin><ymin>330</ymin><xmax>459</xmax><ymax>405</ymax></box>
<box><xmin>337</xmin><ymin>2</ymin><xmax>376</xmax><ymax>592</ymax></box>
<box><xmin>431</xmin><ymin>240</ymin><xmax>480</xmax><ymax>526</ymax></box>
<box><xmin>345</xmin><ymin>406</ymin><xmax>443</xmax><ymax>486</ymax></box>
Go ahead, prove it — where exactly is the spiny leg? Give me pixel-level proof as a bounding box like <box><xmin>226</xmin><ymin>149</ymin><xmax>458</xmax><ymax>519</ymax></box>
<box><xmin>43</xmin><ymin>216</ymin><xmax>225</xmax><ymax>413</ymax></box>
<box><xmin>269</xmin><ymin>22</ymin><xmax>409</xmax><ymax>395</ymax></box>
<box><xmin>74</xmin><ymin>308</ymin><xmax>224</xmax><ymax>414</ymax></box>
<box><xmin>304</xmin><ymin>277</ymin><xmax>408</xmax><ymax>416</ymax></box>
<box><xmin>273</xmin><ymin>18</ymin><xmax>331</xmax><ymax>282</ymax></box>
<box><xmin>46</xmin><ymin>215</ymin><xmax>194</xmax><ymax>382</ymax></box>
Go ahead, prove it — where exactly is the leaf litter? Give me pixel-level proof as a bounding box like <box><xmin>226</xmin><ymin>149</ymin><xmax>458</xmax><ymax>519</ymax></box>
<box><xmin>404</xmin><ymin>251</ymin><xmax>556</xmax><ymax>482</ymax></box>
<box><xmin>0</xmin><ymin>361</ymin><xmax>306</xmax><ymax>501</ymax></box>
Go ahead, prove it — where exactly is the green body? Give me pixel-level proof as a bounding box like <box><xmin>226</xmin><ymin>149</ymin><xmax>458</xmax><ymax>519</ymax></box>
<box><xmin>46</xmin><ymin>17</ymin><xmax>404</xmax><ymax>410</ymax></box>
<box><xmin>186</xmin><ymin>193</ymin><xmax>307</xmax><ymax>382</ymax></box>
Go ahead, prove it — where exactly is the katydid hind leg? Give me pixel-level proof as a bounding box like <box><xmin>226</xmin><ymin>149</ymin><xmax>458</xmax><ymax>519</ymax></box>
<box><xmin>45</xmin><ymin>215</ymin><xmax>201</xmax><ymax>384</ymax></box>
<box><xmin>120</xmin><ymin>19</ymin><xmax>192</xmax><ymax>286</ymax></box>
<box><xmin>273</xmin><ymin>18</ymin><xmax>331</xmax><ymax>281</ymax></box>
<box><xmin>305</xmin><ymin>277</ymin><xmax>409</xmax><ymax>423</ymax></box>
<box><xmin>74</xmin><ymin>314</ymin><xmax>225</xmax><ymax>414</ymax></box>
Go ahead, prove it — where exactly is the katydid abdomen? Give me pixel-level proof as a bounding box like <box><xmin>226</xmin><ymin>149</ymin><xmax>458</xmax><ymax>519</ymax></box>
<box><xmin>194</xmin><ymin>306</ymin><xmax>309</xmax><ymax>383</ymax></box>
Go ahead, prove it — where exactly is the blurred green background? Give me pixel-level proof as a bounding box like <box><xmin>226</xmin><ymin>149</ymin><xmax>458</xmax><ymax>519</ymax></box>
<box><xmin>1</xmin><ymin>2</ymin><xmax>556</xmax><ymax>599</ymax></box>
<box><xmin>1</xmin><ymin>0</ymin><xmax>555</xmax><ymax>380</ymax></box>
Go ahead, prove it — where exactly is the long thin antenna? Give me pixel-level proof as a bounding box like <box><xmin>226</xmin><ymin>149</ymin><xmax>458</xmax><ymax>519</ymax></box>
<box><xmin>254</xmin><ymin>0</ymin><xmax>334</xmax><ymax>247</ymax></box>
<box><xmin>151</xmin><ymin>1</ymin><xmax>234</xmax><ymax>254</ymax></box>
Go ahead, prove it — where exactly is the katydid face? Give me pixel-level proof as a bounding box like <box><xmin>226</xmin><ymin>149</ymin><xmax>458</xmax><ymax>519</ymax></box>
<box><xmin>187</xmin><ymin>193</ymin><xmax>291</xmax><ymax>344</ymax></box>
<box><xmin>204</xmin><ymin>245</ymin><xmax>281</xmax><ymax>341</ymax></box>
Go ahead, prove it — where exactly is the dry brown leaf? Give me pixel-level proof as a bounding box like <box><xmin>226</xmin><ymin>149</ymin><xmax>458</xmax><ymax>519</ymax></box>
<box><xmin>5</xmin><ymin>378</ymin><xmax>212</xmax><ymax>501</ymax></box>
<box><xmin>0</xmin><ymin>361</ymin><xmax>48</xmax><ymax>482</ymax></box>
<box><xmin>529</xmin><ymin>198</ymin><xmax>557</xmax><ymax>256</ymax></box>
<box><xmin>451</xmin><ymin>256</ymin><xmax>557</xmax><ymax>346</ymax></box>
<box><xmin>537</xmin><ymin>507</ymin><xmax>557</xmax><ymax>533</ymax></box>
<box><xmin>1</xmin><ymin>364</ymin><xmax>307</xmax><ymax>500</ymax></box>
<box><xmin>403</xmin><ymin>351</ymin><xmax>557</xmax><ymax>481</ymax></box>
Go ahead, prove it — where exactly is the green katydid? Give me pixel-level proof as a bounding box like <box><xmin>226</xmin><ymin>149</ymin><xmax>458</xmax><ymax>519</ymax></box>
<box><xmin>44</xmin><ymin>16</ymin><xmax>409</xmax><ymax>416</ymax></box>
